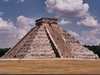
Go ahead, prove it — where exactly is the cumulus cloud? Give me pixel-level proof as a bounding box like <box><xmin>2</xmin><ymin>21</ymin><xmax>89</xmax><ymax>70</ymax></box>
<box><xmin>20</xmin><ymin>0</ymin><xmax>24</xmax><ymax>2</ymax></box>
<box><xmin>4</xmin><ymin>0</ymin><xmax>9</xmax><ymax>2</ymax></box>
<box><xmin>45</xmin><ymin>0</ymin><xmax>100</xmax><ymax>28</ymax></box>
<box><xmin>16</xmin><ymin>15</ymin><xmax>35</xmax><ymax>31</ymax></box>
<box><xmin>59</xmin><ymin>19</ymin><xmax>71</xmax><ymax>25</ymax></box>
<box><xmin>0</xmin><ymin>16</ymin><xmax>35</xmax><ymax>48</ymax></box>
<box><xmin>80</xmin><ymin>31</ymin><xmax>100</xmax><ymax>45</ymax></box>
<box><xmin>0</xmin><ymin>18</ymin><xmax>16</xmax><ymax>34</ymax></box>
<box><xmin>90</xmin><ymin>28</ymin><xmax>100</xmax><ymax>36</ymax></box>
<box><xmin>0</xmin><ymin>18</ymin><xmax>18</xmax><ymax>48</ymax></box>
<box><xmin>0</xmin><ymin>12</ymin><xmax>3</xmax><ymax>16</ymax></box>
<box><xmin>16</xmin><ymin>15</ymin><xmax>35</xmax><ymax>39</ymax></box>
<box><xmin>45</xmin><ymin>0</ymin><xmax>89</xmax><ymax>19</ymax></box>
<box><xmin>67</xmin><ymin>30</ymin><xmax>100</xmax><ymax>45</ymax></box>
<box><xmin>77</xmin><ymin>15</ymin><xmax>100</xmax><ymax>28</ymax></box>
<box><xmin>17</xmin><ymin>0</ymin><xmax>25</xmax><ymax>3</ymax></box>
<box><xmin>67</xmin><ymin>30</ymin><xmax>79</xmax><ymax>38</ymax></box>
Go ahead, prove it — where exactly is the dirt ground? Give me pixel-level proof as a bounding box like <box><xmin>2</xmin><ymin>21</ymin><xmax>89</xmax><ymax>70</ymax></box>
<box><xmin>0</xmin><ymin>59</ymin><xmax>100</xmax><ymax>74</ymax></box>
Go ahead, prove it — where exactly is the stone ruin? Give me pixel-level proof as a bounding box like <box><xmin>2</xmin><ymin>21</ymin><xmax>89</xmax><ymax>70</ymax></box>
<box><xmin>2</xmin><ymin>18</ymin><xmax>99</xmax><ymax>59</ymax></box>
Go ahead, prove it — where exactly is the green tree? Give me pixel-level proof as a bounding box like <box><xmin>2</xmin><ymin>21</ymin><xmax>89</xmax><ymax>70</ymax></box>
<box><xmin>0</xmin><ymin>48</ymin><xmax>10</xmax><ymax>57</ymax></box>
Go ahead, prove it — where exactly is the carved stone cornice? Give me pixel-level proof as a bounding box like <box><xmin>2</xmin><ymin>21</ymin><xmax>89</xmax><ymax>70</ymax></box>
<box><xmin>36</xmin><ymin>17</ymin><xmax>58</xmax><ymax>25</ymax></box>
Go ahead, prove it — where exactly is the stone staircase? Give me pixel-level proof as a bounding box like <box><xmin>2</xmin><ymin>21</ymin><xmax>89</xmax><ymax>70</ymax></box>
<box><xmin>45</xmin><ymin>24</ymin><xmax>74</xmax><ymax>58</ymax></box>
<box><xmin>24</xmin><ymin>26</ymin><xmax>56</xmax><ymax>58</ymax></box>
<box><xmin>61</xmin><ymin>30</ymin><xmax>98</xmax><ymax>59</ymax></box>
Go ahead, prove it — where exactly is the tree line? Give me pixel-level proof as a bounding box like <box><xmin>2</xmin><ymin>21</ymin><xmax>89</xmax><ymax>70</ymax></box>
<box><xmin>0</xmin><ymin>45</ymin><xmax>100</xmax><ymax>57</ymax></box>
<box><xmin>0</xmin><ymin>48</ymin><xmax>11</xmax><ymax>57</ymax></box>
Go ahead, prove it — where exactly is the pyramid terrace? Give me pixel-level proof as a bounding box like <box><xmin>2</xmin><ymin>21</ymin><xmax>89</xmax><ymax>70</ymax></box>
<box><xmin>2</xmin><ymin>18</ymin><xmax>99</xmax><ymax>59</ymax></box>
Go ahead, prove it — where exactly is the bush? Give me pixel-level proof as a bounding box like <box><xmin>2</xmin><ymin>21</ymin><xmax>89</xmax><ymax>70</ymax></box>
<box><xmin>0</xmin><ymin>48</ymin><xmax>10</xmax><ymax>57</ymax></box>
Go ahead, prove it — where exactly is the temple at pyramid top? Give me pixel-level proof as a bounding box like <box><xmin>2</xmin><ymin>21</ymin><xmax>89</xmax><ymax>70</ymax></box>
<box><xmin>2</xmin><ymin>17</ymin><xmax>99</xmax><ymax>59</ymax></box>
<box><xmin>36</xmin><ymin>17</ymin><xmax>58</xmax><ymax>25</ymax></box>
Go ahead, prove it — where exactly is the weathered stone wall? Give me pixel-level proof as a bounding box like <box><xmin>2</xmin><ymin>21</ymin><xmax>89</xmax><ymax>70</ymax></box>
<box><xmin>2</xmin><ymin>17</ymin><xmax>99</xmax><ymax>59</ymax></box>
<box><xmin>61</xmin><ymin>29</ymin><xmax>98</xmax><ymax>59</ymax></box>
<box><xmin>36</xmin><ymin>18</ymin><xmax>58</xmax><ymax>26</ymax></box>
<box><xmin>24</xmin><ymin>26</ymin><xmax>56</xmax><ymax>58</ymax></box>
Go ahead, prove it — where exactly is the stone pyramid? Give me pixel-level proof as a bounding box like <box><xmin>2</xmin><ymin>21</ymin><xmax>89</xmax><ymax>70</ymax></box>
<box><xmin>3</xmin><ymin>18</ymin><xmax>98</xmax><ymax>59</ymax></box>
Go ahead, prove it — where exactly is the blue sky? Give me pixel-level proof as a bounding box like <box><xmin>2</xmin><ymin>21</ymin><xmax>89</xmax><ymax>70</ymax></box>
<box><xmin>0</xmin><ymin>0</ymin><xmax>100</xmax><ymax>48</ymax></box>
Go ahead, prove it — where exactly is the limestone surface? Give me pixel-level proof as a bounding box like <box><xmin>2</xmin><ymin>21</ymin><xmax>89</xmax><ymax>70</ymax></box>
<box><xmin>2</xmin><ymin>18</ymin><xmax>99</xmax><ymax>59</ymax></box>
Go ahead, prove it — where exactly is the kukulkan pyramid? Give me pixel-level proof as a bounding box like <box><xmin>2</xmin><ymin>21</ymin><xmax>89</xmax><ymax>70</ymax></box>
<box><xmin>2</xmin><ymin>18</ymin><xmax>98</xmax><ymax>59</ymax></box>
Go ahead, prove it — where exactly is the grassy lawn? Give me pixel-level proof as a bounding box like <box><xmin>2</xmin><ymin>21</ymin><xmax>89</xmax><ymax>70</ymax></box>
<box><xmin>0</xmin><ymin>59</ymin><xmax>100</xmax><ymax>74</ymax></box>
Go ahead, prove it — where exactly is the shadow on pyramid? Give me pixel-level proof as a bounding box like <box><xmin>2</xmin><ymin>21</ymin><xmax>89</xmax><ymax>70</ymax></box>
<box><xmin>2</xmin><ymin>18</ymin><xmax>99</xmax><ymax>59</ymax></box>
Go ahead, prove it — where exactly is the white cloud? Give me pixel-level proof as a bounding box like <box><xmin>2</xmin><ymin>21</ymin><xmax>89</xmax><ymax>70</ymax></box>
<box><xmin>45</xmin><ymin>0</ymin><xmax>100</xmax><ymax>28</ymax></box>
<box><xmin>79</xmin><ymin>31</ymin><xmax>100</xmax><ymax>45</ymax></box>
<box><xmin>17</xmin><ymin>0</ymin><xmax>25</xmax><ymax>3</ymax></box>
<box><xmin>90</xmin><ymin>28</ymin><xmax>100</xmax><ymax>36</ymax></box>
<box><xmin>77</xmin><ymin>15</ymin><xmax>100</xmax><ymax>28</ymax></box>
<box><xmin>0</xmin><ymin>18</ymin><xmax>16</xmax><ymax>34</ymax></box>
<box><xmin>67</xmin><ymin>30</ymin><xmax>79</xmax><ymax>38</ymax></box>
<box><xmin>0</xmin><ymin>16</ymin><xmax>35</xmax><ymax>48</ymax></box>
<box><xmin>4</xmin><ymin>0</ymin><xmax>9</xmax><ymax>2</ymax></box>
<box><xmin>0</xmin><ymin>12</ymin><xmax>3</xmax><ymax>16</ymax></box>
<box><xmin>59</xmin><ymin>19</ymin><xmax>71</xmax><ymax>25</ymax></box>
<box><xmin>0</xmin><ymin>18</ymin><xmax>18</xmax><ymax>48</ymax></box>
<box><xmin>16</xmin><ymin>15</ymin><xmax>35</xmax><ymax>39</ymax></box>
<box><xmin>45</xmin><ymin>0</ymin><xmax>89</xmax><ymax>19</ymax></box>
<box><xmin>16</xmin><ymin>15</ymin><xmax>35</xmax><ymax>31</ymax></box>
<box><xmin>67</xmin><ymin>29</ymin><xmax>100</xmax><ymax>45</ymax></box>
<box><xmin>20</xmin><ymin>0</ymin><xmax>24</xmax><ymax>2</ymax></box>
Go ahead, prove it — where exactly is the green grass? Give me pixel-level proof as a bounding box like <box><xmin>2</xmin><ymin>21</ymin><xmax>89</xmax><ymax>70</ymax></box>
<box><xmin>0</xmin><ymin>59</ymin><xmax>100</xmax><ymax>74</ymax></box>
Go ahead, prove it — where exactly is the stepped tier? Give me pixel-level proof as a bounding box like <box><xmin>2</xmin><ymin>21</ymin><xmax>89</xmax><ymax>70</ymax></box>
<box><xmin>2</xmin><ymin>18</ymin><xmax>99</xmax><ymax>59</ymax></box>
